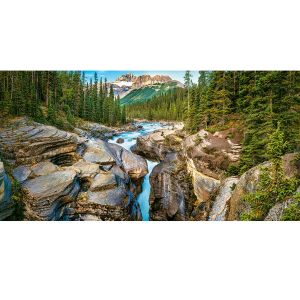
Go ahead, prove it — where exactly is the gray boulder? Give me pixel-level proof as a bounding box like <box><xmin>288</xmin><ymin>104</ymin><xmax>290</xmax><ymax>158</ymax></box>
<box><xmin>31</xmin><ymin>161</ymin><xmax>59</xmax><ymax>177</ymax></box>
<box><xmin>87</xmin><ymin>184</ymin><xmax>128</xmax><ymax>206</ymax></box>
<box><xmin>83</xmin><ymin>141</ymin><xmax>115</xmax><ymax>165</ymax></box>
<box><xmin>90</xmin><ymin>172</ymin><xmax>117</xmax><ymax>192</ymax></box>
<box><xmin>13</xmin><ymin>165</ymin><xmax>32</xmax><ymax>183</ymax></box>
<box><xmin>71</xmin><ymin>160</ymin><xmax>99</xmax><ymax>178</ymax></box>
<box><xmin>22</xmin><ymin>169</ymin><xmax>79</xmax><ymax>220</ymax></box>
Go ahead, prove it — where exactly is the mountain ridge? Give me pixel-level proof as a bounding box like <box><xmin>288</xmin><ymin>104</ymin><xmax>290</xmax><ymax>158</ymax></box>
<box><xmin>110</xmin><ymin>73</ymin><xmax>183</xmax><ymax>101</ymax></box>
<box><xmin>120</xmin><ymin>80</ymin><xmax>183</xmax><ymax>105</ymax></box>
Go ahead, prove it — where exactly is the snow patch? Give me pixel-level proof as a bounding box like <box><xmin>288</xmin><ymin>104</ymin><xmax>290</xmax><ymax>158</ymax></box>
<box><xmin>113</xmin><ymin>81</ymin><xmax>133</xmax><ymax>87</ymax></box>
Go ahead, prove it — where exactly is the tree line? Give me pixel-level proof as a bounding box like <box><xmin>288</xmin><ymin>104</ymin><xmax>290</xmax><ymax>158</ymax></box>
<box><xmin>0</xmin><ymin>71</ymin><xmax>126</xmax><ymax>128</ymax></box>
<box><xmin>126</xmin><ymin>87</ymin><xmax>186</xmax><ymax>121</ymax></box>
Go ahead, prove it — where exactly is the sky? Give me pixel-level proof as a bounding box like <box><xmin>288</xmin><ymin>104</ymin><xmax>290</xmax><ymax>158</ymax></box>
<box><xmin>84</xmin><ymin>71</ymin><xmax>199</xmax><ymax>84</ymax></box>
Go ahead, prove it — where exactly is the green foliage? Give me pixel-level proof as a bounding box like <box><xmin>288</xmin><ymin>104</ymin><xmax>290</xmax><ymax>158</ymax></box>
<box><xmin>241</xmin><ymin>126</ymin><xmax>299</xmax><ymax>220</ymax></box>
<box><xmin>0</xmin><ymin>71</ymin><xmax>127</xmax><ymax>128</ymax></box>
<box><xmin>226</xmin><ymin>164</ymin><xmax>239</xmax><ymax>176</ymax></box>
<box><xmin>281</xmin><ymin>194</ymin><xmax>300</xmax><ymax>221</ymax></box>
<box><xmin>125</xmin><ymin>71</ymin><xmax>299</xmax><ymax>173</ymax></box>
<box><xmin>266</xmin><ymin>123</ymin><xmax>288</xmax><ymax>161</ymax></box>
<box><xmin>126</xmin><ymin>87</ymin><xmax>186</xmax><ymax>121</ymax></box>
<box><xmin>10</xmin><ymin>178</ymin><xmax>24</xmax><ymax>220</ymax></box>
<box><xmin>240</xmin><ymin>71</ymin><xmax>300</xmax><ymax>172</ymax></box>
<box><xmin>241</xmin><ymin>165</ymin><xmax>299</xmax><ymax>220</ymax></box>
<box><xmin>120</xmin><ymin>81</ymin><xmax>180</xmax><ymax>105</ymax></box>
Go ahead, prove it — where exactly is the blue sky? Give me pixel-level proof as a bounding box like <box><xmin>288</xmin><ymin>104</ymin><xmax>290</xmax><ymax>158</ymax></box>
<box><xmin>84</xmin><ymin>71</ymin><xmax>199</xmax><ymax>84</ymax></box>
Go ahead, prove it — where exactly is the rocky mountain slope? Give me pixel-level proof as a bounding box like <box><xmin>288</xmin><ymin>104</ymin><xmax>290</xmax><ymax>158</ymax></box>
<box><xmin>114</xmin><ymin>73</ymin><xmax>173</xmax><ymax>89</ymax></box>
<box><xmin>0</xmin><ymin>117</ymin><xmax>147</xmax><ymax>221</ymax></box>
<box><xmin>120</xmin><ymin>81</ymin><xmax>183</xmax><ymax>105</ymax></box>
<box><xmin>108</xmin><ymin>73</ymin><xmax>183</xmax><ymax>104</ymax></box>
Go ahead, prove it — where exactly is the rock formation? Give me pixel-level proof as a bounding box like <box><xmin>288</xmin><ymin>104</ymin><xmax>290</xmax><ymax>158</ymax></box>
<box><xmin>22</xmin><ymin>169</ymin><xmax>80</xmax><ymax>220</ymax></box>
<box><xmin>0</xmin><ymin>160</ymin><xmax>13</xmax><ymax>220</ymax></box>
<box><xmin>133</xmin><ymin>129</ymin><xmax>183</xmax><ymax>160</ymax></box>
<box><xmin>149</xmin><ymin>153</ymin><xmax>189</xmax><ymax>221</ymax></box>
<box><xmin>0</xmin><ymin>117</ymin><xmax>148</xmax><ymax>221</ymax></box>
<box><xmin>0</xmin><ymin>117</ymin><xmax>80</xmax><ymax>166</ymax></box>
<box><xmin>132</xmin><ymin>75</ymin><xmax>173</xmax><ymax>88</ymax></box>
<box><xmin>136</xmin><ymin>126</ymin><xmax>243</xmax><ymax>220</ymax></box>
<box><xmin>114</xmin><ymin>73</ymin><xmax>173</xmax><ymax>89</ymax></box>
<box><xmin>208</xmin><ymin>177</ymin><xmax>239</xmax><ymax>221</ymax></box>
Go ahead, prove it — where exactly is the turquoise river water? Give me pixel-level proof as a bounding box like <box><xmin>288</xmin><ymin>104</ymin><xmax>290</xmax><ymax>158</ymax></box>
<box><xmin>109</xmin><ymin>122</ymin><xmax>170</xmax><ymax>220</ymax></box>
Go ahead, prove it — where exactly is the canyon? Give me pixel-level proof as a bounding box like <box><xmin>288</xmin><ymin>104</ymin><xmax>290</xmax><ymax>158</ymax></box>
<box><xmin>1</xmin><ymin>117</ymin><xmax>298</xmax><ymax>221</ymax></box>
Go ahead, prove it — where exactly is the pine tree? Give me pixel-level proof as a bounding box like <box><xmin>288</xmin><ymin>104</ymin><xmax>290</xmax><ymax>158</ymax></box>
<box><xmin>207</xmin><ymin>71</ymin><xmax>231</xmax><ymax>126</ymax></box>
<box><xmin>184</xmin><ymin>70</ymin><xmax>192</xmax><ymax>122</ymax></box>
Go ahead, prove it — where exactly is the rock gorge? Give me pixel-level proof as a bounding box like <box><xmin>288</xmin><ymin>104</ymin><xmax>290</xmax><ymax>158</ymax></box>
<box><xmin>133</xmin><ymin>126</ymin><xmax>300</xmax><ymax>221</ymax></box>
<box><xmin>0</xmin><ymin>117</ymin><xmax>299</xmax><ymax>221</ymax></box>
<box><xmin>0</xmin><ymin>117</ymin><xmax>148</xmax><ymax>221</ymax></box>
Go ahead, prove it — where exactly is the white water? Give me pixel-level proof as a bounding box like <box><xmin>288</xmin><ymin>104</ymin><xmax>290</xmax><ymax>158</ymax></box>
<box><xmin>109</xmin><ymin>122</ymin><xmax>170</xmax><ymax>221</ymax></box>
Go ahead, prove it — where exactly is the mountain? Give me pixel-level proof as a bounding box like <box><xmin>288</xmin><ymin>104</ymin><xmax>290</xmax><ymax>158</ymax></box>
<box><xmin>111</xmin><ymin>73</ymin><xmax>183</xmax><ymax>105</ymax></box>
<box><xmin>120</xmin><ymin>80</ymin><xmax>183</xmax><ymax>105</ymax></box>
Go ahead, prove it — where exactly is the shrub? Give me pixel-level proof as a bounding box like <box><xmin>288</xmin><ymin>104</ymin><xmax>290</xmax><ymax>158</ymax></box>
<box><xmin>241</xmin><ymin>165</ymin><xmax>299</xmax><ymax>220</ymax></box>
<box><xmin>281</xmin><ymin>194</ymin><xmax>300</xmax><ymax>221</ymax></box>
<box><xmin>226</xmin><ymin>164</ymin><xmax>239</xmax><ymax>176</ymax></box>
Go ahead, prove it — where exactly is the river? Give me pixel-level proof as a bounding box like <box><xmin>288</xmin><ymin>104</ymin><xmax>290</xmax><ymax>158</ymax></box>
<box><xmin>109</xmin><ymin>122</ymin><xmax>171</xmax><ymax>221</ymax></box>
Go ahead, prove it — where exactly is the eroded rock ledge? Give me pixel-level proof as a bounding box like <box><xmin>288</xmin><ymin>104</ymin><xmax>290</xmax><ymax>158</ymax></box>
<box><xmin>0</xmin><ymin>117</ymin><xmax>148</xmax><ymax>221</ymax></box>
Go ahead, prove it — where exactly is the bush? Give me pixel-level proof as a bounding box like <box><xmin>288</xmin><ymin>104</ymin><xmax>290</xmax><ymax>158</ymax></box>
<box><xmin>226</xmin><ymin>164</ymin><xmax>239</xmax><ymax>176</ymax></box>
<box><xmin>241</xmin><ymin>165</ymin><xmax>299</xmax><ymax>220</ymax></box>
<box><xmin>281</xmin><ymin>194</ymin><xmax>300</xmax><ymax>221</ymax></box>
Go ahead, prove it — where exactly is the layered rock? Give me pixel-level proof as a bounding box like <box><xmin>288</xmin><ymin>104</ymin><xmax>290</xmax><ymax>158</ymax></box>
<box><xmin>133</xmin><ymin>129</ymin><xmax>183</xmax><ymax>160</ymax></box>
<box><xmin>0</xmin><ymin>117</ymin><xmax>148</xmax><ymax>221</ymax></box>
<box><xmin>132</xmin><ymin>75</ymin><xmax>173</xmax><ymax>88</ymax></box>
<box><xmin>180</xmin><ymin>129</ymin><xmax>243</xmax><ymax>219</ymax></box>
<box><xmin>70</xmin><ymin>160</ymin><xmax>100</xmax><ymax>179</ymax></box>
<box><xmin>0</xmin><ymin>117</ymin><xmax>80</xmax><ymax>166</ymax></box>
<box><xmin>121</xmin><ymin>149</ymin><xmax>148</xmax><ymax>180</ymax></box>
<box><xmin>90</xmin><ymin>172</ymin><xmax>117</xmax><ymax>192</ymax></box>
<box><xmin>114</xmin><ymin>73</ymin><xmax>173</xmax><ymax>89</ymax></box>
<box><xmin>31</xmin><ymin>161</ymin><xmax>59</xmax><ymax>177</ymax></box>
<box><xmin>146</xmin><ymin>127</ymin><xmax>243</xmax><ymax>221</ymax></box>
<box><xmin>0</xmin><ymin>161</ymin><xmax>13</xmax><ymax>220</ymax></box>
<box><xmin>149</xmin><ymin>153</ymin><xmax>192</xmax><ymax>221</ymax></box>
<box><xmin>106</xmin><ymin>142</ymin><xmax>148</xmax><ymax>180</ymax></box>
<box><xmin>22</xmin><ymin>169</ymin><xmax>80</xmax><ymax>220</ymax></box>
<box><xmin>63</xmin><ymin>193</ymin><xmax>132</xmax><ymax>221</ymax></box>
<box><xmin>83</xmin><ymin>140</ymin><xmax>115</xmax><ymax>165</ymax></box>
<box><xmin>208</xmin><ymin>177</ymin><xmax>239</xmax><ymax>221</ymax></box>
<box><xmin>183</xmin><ymin>129</ymin><xmax>242</xmax><ymax>179</ymax></box>
<box><xmin>74</xmin><ymin>121</ymin><xmax>115</xmax><ymax>140</ymax></box>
